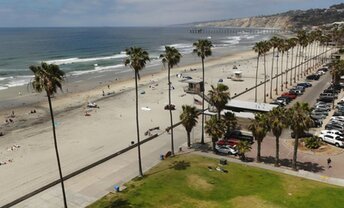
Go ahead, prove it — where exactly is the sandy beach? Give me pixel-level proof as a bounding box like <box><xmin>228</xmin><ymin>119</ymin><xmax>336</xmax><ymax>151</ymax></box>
<box><xmin>0</xmin><ymin>44</ymin><xmax>324</xmax><ymax>206</ymax></box>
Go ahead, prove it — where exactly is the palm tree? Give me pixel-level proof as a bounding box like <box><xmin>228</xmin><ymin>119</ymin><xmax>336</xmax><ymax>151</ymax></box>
<box><xmin>236</xmin><ymin>140</ymin><xmax>252</xmax><ymax>161</ymax></box>
<box><xmin>268</xmin><ymin>107</ymin><xmax>287</xmax><ymax>167</ymax></box>
<box><xmin>193</xmin><ymin>39</ymin><xmax>213</xmax><ymax>144</ymax></box>
<box><xmin>287</xmin><ymin>102</ymin><xmax>313</xmax><ymax>171</ymax></box>
<box><xmin>248</xmin><ymin>113</ymin><xmax>269</xmax><ymax>163</ymax></box>
<box><xmin>297</xmin><ymin>30</ymin><xmax>308</xmax><ymax>79</ymax></box>
<box><xmin>269</xmin><ymin>36</ymin><xmax>280</xmax><ymax>98</ymax></box>
<box><xmin>125</xmin><ymin>47</ymin><xmax>150</xmax><ymax>177</ymax></box>
<box><xmin>331</xmin><ymin>59</ymin><xmax>344</xmax><ymax>84</ymax></box>
<box><xmin>284</xmin><ymin>40</ymin><xmax>291</xmax><ymax>89</ymax></box>
<box><xmin>278</xmin><ymin>39</ymin><xmax>286</xmax><ymax>92</ymax></box>
<box><xmin>205</xmin><ymin>116</ymin><xmax>225</xmax><ymax>152</ymax></box>
<box><xmin>253</xmin><ymin>41</ymin><xmax>264</xmax><ymax>102</ymax></box>
<box><xmin>208</xmin><ymin>84</ymin><xmax>230</xmax><ymax>119</ymax></box>
<box><xmin>262</xmin><ymin>40</ymin><xmax>271</xmax><ymax>102</ymax></box>
<box><xmin>180</xmin><ymin>105</ymin><xmax>199</xmax><ymax>148</ymax></box>
<box><xmin>223</xmin><ymin>111</ymin><xmax>237</xmax><ymax>134</ymax></box>
<box><xmin>30</xmin><ymin>63</ymin><xmax>68</xmax><ymax>208</ymax></box>
<box><xmin>160</xmin><ymin>46</ymin><xmax>182</xmax><ymax>156</ymax></box>
<box><xmin>287</xmin><ymin>38</ymin><xmax>297</xmax><ymax>86</ymax></box>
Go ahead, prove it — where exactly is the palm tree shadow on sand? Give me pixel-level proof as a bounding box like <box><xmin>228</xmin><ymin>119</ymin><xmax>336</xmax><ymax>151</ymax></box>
<box><xmin>260</xmin><ymin>156</ymin><xmax>325</xmax><ymax>173</ymax></box>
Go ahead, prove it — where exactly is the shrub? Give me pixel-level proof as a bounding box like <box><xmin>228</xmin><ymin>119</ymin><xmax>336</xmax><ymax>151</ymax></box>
<box><xmin>304</xmin><ymin>136</ymin><xmax>321</xmax><ymax>149</ymax></box>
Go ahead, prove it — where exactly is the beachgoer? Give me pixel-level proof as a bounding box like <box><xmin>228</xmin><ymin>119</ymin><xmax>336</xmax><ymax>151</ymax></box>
<box><xmin>11</xmin><ymin>111</ymin><xmax>15</xmax><ymax>117</ymax></box>
<box><xmin>102</xmin><ymin>90</ymin><xmax>105</xmax><ymax>96</ymax></box>
<box><xmin>327</xmin><ymin>158</ymin><xmax>332</xmax><ymax>168</ymax></box>
<box><xmin>108</xmin><ymin>85</ymin><xmax>110</xmax><ymax>89</ymax></box>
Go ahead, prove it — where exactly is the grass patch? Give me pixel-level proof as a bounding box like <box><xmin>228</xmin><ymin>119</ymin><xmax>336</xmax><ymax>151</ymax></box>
<box><xmin>88</xmin><ymin>154</ymin><xmax>344</xmax><ymax>208</ymax></box>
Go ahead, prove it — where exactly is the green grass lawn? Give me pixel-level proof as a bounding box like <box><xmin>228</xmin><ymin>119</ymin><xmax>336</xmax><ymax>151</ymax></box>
<box><xmin>88</xmin><ymin>154</ymin><xmax>344</xmax><ymax>208</ymax></box>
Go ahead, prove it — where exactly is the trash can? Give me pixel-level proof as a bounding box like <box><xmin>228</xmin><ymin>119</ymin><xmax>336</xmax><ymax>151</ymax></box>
<box><xmin>114</xmin><ymin>185</ymin><xmax>120</xmax><ymax>192</ymax></box>
<box><xmin>220</xmin><ymin>158</ymin><xmax>227</xmax><ymax>165</ymax></box>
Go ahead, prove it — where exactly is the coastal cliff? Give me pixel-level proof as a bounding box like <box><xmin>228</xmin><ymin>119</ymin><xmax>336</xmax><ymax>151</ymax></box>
<box><xmin>196</xmin><ymin>15</ymin><xmax>292</xmax><ymax>30</ymax></box>
<box><xmin>192</xmin><ymin>3</ymin><xmax>344</xmax><ymax>30</ymax></box>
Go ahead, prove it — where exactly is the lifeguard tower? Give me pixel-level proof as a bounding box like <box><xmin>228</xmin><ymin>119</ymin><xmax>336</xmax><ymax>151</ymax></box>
<box><xmin>183</xmin><ymin>79</ymin><xmax>204</xmax><ymax>94</ymax></box>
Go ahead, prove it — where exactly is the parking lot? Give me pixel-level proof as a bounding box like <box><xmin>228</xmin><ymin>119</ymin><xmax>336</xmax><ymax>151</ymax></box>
<box><xmin>218</xmin><ymin>65</ymin><xmax>344</xmax><ymax>179</ymax></box>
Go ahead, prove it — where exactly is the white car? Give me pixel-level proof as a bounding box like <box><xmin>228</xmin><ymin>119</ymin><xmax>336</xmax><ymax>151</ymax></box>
<box><xmin>331</xmin><ymin>116</ymin><xmax>344</xmax><ymax>123</ymax></box>
<box><xmin>215</xmin><ymin>145</ymin><xmax>238</xmax><ymax>155</ymax></box>
<box><xmin>318</xmin><ymin>134</ymin><xmax>344</xmax><ymax>147</ymax></box>
<box><xmin>320</xmin><ymin>130</ymin><xmax>344</xmax><ymax>137</ymax></box>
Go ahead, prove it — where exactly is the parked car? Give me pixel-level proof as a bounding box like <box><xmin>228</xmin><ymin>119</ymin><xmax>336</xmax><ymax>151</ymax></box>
<box><xmin>291</xmin><ymin>131</ymin><xmax>313</xmax><ymax>139</ymax></box>
<box><xmin>306</xmin><ymin>74</ymin><xmax>320</xmax><ymax>80</ymax></box>
<box><xmin>333</xmin><ymin>110</ymin><xmax>344</xmax><ymax>116</ymax></box>
<box><xmin>316</xmin><ymin>70</ymin><xmax>325</xmax><ymax>76</ymax></box>
<box><xmin>225</xmin><ymin>130</ymin><xmax>254</xmax><ymax>143</ymax></box>
<box><xmin>318</xmin><ymin>67</ymin><xmax>328</xmax><ymax>72</ymax></box>
<box><xmin>320</xmin><ymin>130</ymin><xmax>344</xmax><ymax>137</ymax></box>
<box><xmin>312</xmin><ymin>108</ymin><xmax>329</xmax><ymax>114</ymax></box>
<box><xmin>325</xmin><ymin>123</ymin><xmax>344</xmax><ymax>132</ymax></box>
<box><xmin>314</xmin><ymin>105</ymin><xmax>331</xmax><ymax>111</ymax></box>
<box><xmin>282</xmin><ymin>92</ymin><xmax>297</xmax><ymax>99</ymax></box>
<box><xmin>297</xmin><ymin>82</ymin><xmax>312</xmax><ymax>88</ymax></box>
<box><xmin>215</xmin><ymin>145</ymin><xmax>238</xmax><ymax>155</ymax></box>
<box><xmin>311</xmin><ymin>118</ymin><xmax>323</xmax><ymax>128</ymax></box>
<box><xmin>289</xmin><ymin>89</ymin><xmax>303</xmax><ymax>95</ymax></box>
<box><xmin>270</xmin><ymin>101</ymin><xmax>285</xmax><ymax>107</ymax></box>
<box><xmin>277</xmin><ymin>96</ymin><xmax>292</xmax><ymax>104</ymax></box>
<box><xmin>311</xmin><ymin>112</ymin><xmax>326</xmax><ymax>119</ymax></box>
<box><xmin>217</xmin><ymin>139</ymin><xmax>240</xmax><ymax>147</ymax></box>
<box><xmin>318</xmin><ymin>134</ymin><xmax>344</xmax><ymax>147</ymax></box>
<box><xmin>294</xmin><ymin>86</ymin><xmax>306</xmax><ymax>92</ymax></box>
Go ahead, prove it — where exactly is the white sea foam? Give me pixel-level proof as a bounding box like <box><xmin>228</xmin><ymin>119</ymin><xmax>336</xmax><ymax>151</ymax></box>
<box><xmin>159</xmin><ymin>43</ymin><xmax>194</xmax><ymax>54</ymax></box>
<box><xmin>69</xmin><ymin>64</ymin><xmax>125</xmax><ymax>76</ymax></box>
<box><xmin>46</xmin><ymin>53</ymin><xmax>128</xmax><ymax>65</ymax></box>
<box><xmin>222</xmin><ymin>36</ymin><xmax>241</xmax><ymax>45</ymax></box>
<box><xmin>0</xmin><ymin>86</ymin><xmax>8</xmax><ymax>90</ymax></box>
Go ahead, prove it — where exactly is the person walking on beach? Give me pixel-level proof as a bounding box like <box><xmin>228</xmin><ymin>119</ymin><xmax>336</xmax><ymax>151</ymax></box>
<box><xmin>327</xmin><ymin>158</ymin><xmax>332</xmax><ymax>168</ymax></box>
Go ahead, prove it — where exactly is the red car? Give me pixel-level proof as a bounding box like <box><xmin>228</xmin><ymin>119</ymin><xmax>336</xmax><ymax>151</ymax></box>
<box><xmin>216</xmin><ymin>139</ymin><xmax>239</xmax><ymax>147</ymax></box>
<box><xmin>282</xmin><ymin>92</ymin><xmax>297</xmax><ymax>99</ymax></box>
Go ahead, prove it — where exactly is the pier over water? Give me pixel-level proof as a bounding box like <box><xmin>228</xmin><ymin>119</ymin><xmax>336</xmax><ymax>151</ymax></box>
<box><xmin>189</xmin><ymin>27</ymin><xmax>284</xmax><ymax>34</ymax></box>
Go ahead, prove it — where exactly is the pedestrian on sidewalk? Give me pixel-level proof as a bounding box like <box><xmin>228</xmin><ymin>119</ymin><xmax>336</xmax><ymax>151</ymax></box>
<box><xmin>327</xmin><ymin>158</ymin><xmax>332</xmax><ymax>168</ymax></box>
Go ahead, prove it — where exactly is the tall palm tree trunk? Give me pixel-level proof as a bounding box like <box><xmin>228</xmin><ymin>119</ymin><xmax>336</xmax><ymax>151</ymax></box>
<box><xmin>168</xmin><ymin>67</ymin><xmax>175</xmax><ymax>156</ymax></box>
<box><xmin>187</xmin><ymin>131</ymin><xmax>191</xmax><ymax>147</ymax></box>
<box><xmin>300</xmin><ymin>47</ymin><xmax>305</xmax><ymax>78</ymax></box>
<box><xmin>135</xmin><ymin>71</ymin><xmax>143</xmax><ymax>177</ymax></box>
<box><xmin>275</xmin><ymin>136</ymin><xmax>280</xmax><ymax>167</ymax></box>
<box><xmin>263</xmin><ymin>54</ymin><xmax>267</xmax><ymax>103</ymax></box>
<box><xmin>270</xmin><ymin>49</ymin><xmax>275</xmax><ymax>99</ymax></box>
<box><xmin>285</xmin><ymin>51</ymin><xmax>289</xmax><ymax>89</ymax></box>
<box><xmin>201</xmin><ymin>58</ymin><xmax>205</xmax><ymax>144</ymax></box>
<box><xmin>47</xmin><ymin>94</ymin><xmax>68</xmax><ymax>208</ymax></box>
<box><xmin>280</xmin><ymin>52</ymin><xmax>284</xmax><ymax>91</ymax></box>
<box><xmin>257</xmin><ymin>140</ymin><xmax>261</xmax><ymax>163</ymax></box>
<box><xmin>290</xmin><ymin>48</ymin><xmax>294</xmax><ymax>86</ymax></box>
<box><xmin>255</xmin><ymin>56</ymin><xmax>259</xmax><ymax>102</ymax></box>
<box><xmin>292</xmin><ymin>135</ymin><xmax>299</xmax><ymax>171</ymax></box>
<box><xmin>275</xmin><ymin>52</ymin><xmax>279</xmax><ymax>95</ymax></box>
<box><xmin>296</xmin><ymin>45</ymin><xmax>300</xmax><ymax>82</ymax></box>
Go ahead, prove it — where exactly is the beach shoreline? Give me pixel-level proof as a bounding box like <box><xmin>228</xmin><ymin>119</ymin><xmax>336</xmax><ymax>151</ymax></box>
<box><xmin>0</xmin><ymin>48</ymin><xmax>258</xmax><ymax>135</ymax></box>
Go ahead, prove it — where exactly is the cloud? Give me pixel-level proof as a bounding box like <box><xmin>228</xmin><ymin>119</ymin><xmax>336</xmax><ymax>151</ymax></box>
<box><xmin>0</xmin><ymin>0</ymin><xmax>342</xmax><ymax>27</ymax></box>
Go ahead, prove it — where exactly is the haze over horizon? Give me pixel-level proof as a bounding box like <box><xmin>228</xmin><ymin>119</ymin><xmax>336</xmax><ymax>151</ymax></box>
<box><xmin>0</xmin><ymin>0</ymin><xmax>343</xmax><ymax>27</ymax></box>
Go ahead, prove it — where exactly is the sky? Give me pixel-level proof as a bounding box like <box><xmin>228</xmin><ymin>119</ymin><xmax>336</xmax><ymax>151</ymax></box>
<box><xmin>0</xmin><ymin>0</ymin><xmax>343</xmax><ymax>27</ymax></box>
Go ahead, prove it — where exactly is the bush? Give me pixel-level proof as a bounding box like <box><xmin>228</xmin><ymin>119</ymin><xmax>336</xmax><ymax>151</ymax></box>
<box><xmin>304</xmin><ymin>136</ymin><xmax>321</xmax><ymax>149</ymax></box>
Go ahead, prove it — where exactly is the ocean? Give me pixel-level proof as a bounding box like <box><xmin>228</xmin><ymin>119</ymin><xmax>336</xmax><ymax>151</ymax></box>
<box><xmin>0</xmin><ymin>27</ymin><xmax>270</xmax><ymax>91</ymax></box>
